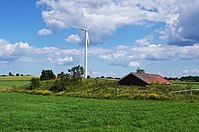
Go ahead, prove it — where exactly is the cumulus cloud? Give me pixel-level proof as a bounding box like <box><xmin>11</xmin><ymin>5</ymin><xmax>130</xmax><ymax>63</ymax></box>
<box><xmin>135</xmin><ymin>36</ymin><xmax>153</xmax><ymax>46</ymax></box>
<box><xmin>48</xmin><ymin>56</ymin><xmax>73</xmax><ymax>65</ymax></box>
<box><xmin>1</xmin><ymin>38</ymin><xmax>199</xmax><ymax>69</ymax></box>
<box><xmin>157</xmin><ymin>0</ymin><xmax>199</xmax><ymax>45</ymax></box>
<box><xmin>92</xmin><ymin>71</ymin><xmax>125</xmax><ymax>78</ymax></box>
<box><xmin>98</xmin><ymin>43</ymin><xmax>199</xmax><ymax>67</ymax></box>
<box><xmin>0</xmin><ymin>40</ymin><xmax>32</xmax><ymax>61</ymax></box>
<box><xmin>37</xmin><ymin>28</ymin><xmax>53</xmax><ymax>35</ymax></box>
<box><xmin>66</xmin><ymin>34</ymin><xmax>81</xmax><ymax>43</ymax></box>
<box><xmin>182</xmin><ymin>68</ymin><xmax>199</xmax><ymax>76</ymax></box>
<box><xmin>37</xmin><ymin>0</ymin><xmax>161</xmax><ymax>44</ymax></box>
<box><xmin>0</xmin><ymin>38</ymin><xmax>81</xmax><ymax>65</ymax></box>
<box><xmin>129</xmin><ymin>61</ymin><xmax>139</xmax><ymax>67</ymax></box>
<box><xmin>37</xmin><ymin>0</ymin><xmax>199</xmax><ymax>46</ymax></box>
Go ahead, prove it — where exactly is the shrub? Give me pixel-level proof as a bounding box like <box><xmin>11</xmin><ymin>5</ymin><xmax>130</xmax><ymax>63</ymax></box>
<box><xmin>52</xmin><ymin>72</ymin><xmax>71</xmax><ymax>92</ymax></box>
<box><xmin>29</xmin><ymin>78</ymin><xmax>40</xmax><ymax>90</ymax></box>
<box><xmin>117</xmin><ymin>93</ymin><xmax>131</xmax><ymax>99</ymax></box>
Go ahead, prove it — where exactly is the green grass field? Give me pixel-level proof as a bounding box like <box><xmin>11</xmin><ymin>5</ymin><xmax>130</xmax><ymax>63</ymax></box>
<box><xmin>0</xmin><ymin>76</ymin><xmax>38</xmax><ymax>89</ymax></box>
<box><xmin>172</xmin><ymin>81</ymin><xmax>199</xmax><ymax>89</ymax></box>
<box><xmin>0</xmin><ymin>92</ymin><xmax>199</xmax><ymax>131</ymax></box>
<box><xmin>0</xmin><ymin>80</ymin><xmax>30</xmax><ymax>87</ymax></box>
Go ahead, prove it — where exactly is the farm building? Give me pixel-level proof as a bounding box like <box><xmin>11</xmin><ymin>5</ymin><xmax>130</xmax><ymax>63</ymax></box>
<box><xmin>118</xmin><ymin>72</ymin><xmax>171</xmax><ymax>86</ymax></box>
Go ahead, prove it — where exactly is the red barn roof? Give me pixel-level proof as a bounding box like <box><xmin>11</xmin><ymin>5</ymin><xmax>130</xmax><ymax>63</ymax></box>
<box><xmin>133</xmin><ymin>73</ymin><xmax>171</xmax><ymax>84</ymax></box>
<box><xmin>118</xmin><ymin>72</ymin><xmax>171</xmax><ymax>86</ymax></box>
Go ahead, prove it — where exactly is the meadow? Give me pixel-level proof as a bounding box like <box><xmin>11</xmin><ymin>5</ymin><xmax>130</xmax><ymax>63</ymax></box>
<box><xmin>0</xmin><ymin>92</ymin><xmax>199</xmax><ymax>131</ymax></box>
<box><xmin>0</xmin><ymin>76</ymin><xmax>198</xmax><ymax>100</ymax></box>
<box><xmin>0</xmin><ymin>76</ymin><xmax>36</xmax><ymax>90</ymax></box>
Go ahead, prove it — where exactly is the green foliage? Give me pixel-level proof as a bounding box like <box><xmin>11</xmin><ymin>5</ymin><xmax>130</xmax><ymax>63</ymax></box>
<box><xmin>52</xmin><ymin>72</ymin><xmax>71</xmax><ymax>92</ymax></box>
<box><xmin>30</xmin><ymin>78</ymin><xmax>40</xmax><ymax>90</ymax></box>
<box><xmin>68</xmin><ymin>65</ymin><xmax>84</xmax><ymax>82</ymax></box>
<box><xmin>40</xmin><ymin>70</ymin><xmax>56</xmax><ymax>81</ymax></box>
<box><xmin>186</xmin><ymin>83</ymin><xmax>193</xmax><ymax>89</ymax></box>
<box><xmin>39</xmin><ymin>80</ymin><xmax>55</xmax><ymax>90</ymax></box>
<box><xmin>136</xmin><ymin>67</ymin><xmax>145</xmax><ymax>74</ymax></box>
<box><xmin>1</xmin><ymin>92</ymin><xmax>199</xmax><ymax>131</ymax></box>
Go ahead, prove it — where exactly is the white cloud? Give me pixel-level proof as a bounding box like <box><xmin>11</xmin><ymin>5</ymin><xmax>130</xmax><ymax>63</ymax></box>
<box><xmin>158</xmin><ymin>0</ymin><xmax>199</xmax><ymax>45</ymax></box>
<box><xmin>135</xmin><ymin>36</ymin><xmax>153</xmax><ymax>46</ymax></box>
<box><xmin>88</xmin><ymin>47</ymin><xmax>110</xmax><ymax>55</ymax></box>
<box><xmin>37</xmin><ymin>0</ymin><xmax>161</xmax><ymax>44</ymax></box>
<box><xmin>38</xmin><ymin>28</ymin><xmax>53</xmax><ymax>35</ymax></box>
<box><xmin>98</xmin><ymin>43</ymin><xmax>199</xmax><ymax>67</ymax></box>
<box><xmin>66</xmin><ymin>34</ymin><xmax>81</xmax><ymax>43</ymax></box>
<box><xmin>48</xmin><ymin>56</ymin><xmax>74</xmax><ymax>65</ymax></box>
<box><xmin>37</xmin><ymin>0</ymin><xmax>199</xmax><ymax>46</ymax></box>
<box><xmin>129</xmin><ymin>61</ymin><xmax>139</xmax><ymax>67</ymax></box>
<box><xmin>1</xmin><ymin>37</ymin><xmax>198</xmax><ymax>69</ymax></box>
<box><xmin>17</xmin><ymin>57</ymin><xmax>36</xmax><ymax>63</ymax></box>
<box><xmin>0</xmin><ymin>40</ymin><xmax>32</xmax><ymax>61</ymax></box>
<box><xmin>0</xmin><ymin>39</ymin><xmax>9</xmax><ymax>45</ymax></box>
<box><xmin>92</xmin><ymin>71</ymin><xmax>125</xmax><ymax>78</ymax></box>
<box><xmin>182</xmin><ymin>68</ymin><xmax>199</xmax><ymax>76</ymax></box>
<box><xmin>0</xmin><ymin>38</ymin><xmax>79</xmax><ymax>65</ymax></box>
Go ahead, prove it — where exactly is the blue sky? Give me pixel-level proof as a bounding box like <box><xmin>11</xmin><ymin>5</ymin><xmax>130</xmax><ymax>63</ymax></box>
<box><xmin>0</xmin><ymin>0</ymin><xmax>199</xmax><ymax>77</ymax></box>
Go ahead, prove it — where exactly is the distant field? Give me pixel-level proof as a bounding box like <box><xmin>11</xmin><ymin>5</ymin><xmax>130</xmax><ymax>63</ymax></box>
<box><xmin>0</xmin><ymin>92</ymin><xmax>199</xmax><ymax>131</ymax></box>
<box><xmin>0</xmin><ymin>76</ymin><xmax>38</xmax><ymax>81</ymax></box>
<box><xmin>0</xmin><ymin>76</ymin><xmax>38</xmax><ymax>89</ymax></box>
<box><xmin>171</xmin><ymin>81</ymin><xmax>199</xmax><ymax>89</ymax></box>
<box><xmin>0</xmin><ymin>80</ymin><xmax>30</xmax><ymax>87</ymax></box>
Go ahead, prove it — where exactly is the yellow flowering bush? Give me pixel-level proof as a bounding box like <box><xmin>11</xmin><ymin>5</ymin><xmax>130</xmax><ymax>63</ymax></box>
<box><xmin>134</xmin><ymin>93</ymin><xmax>148</xmax><ymax>99</ymax></box>
<box><xmin>104</xmin><ymin>93</ymin><xmax>112</xmax><ymax>99</ymax></box>
<box><xmin>149</xmin><ymin>93</ymin><xmax>159</xmax><ymax>100</ymax></box>
<box><xmin>33</xmin><ymin>90</ymin><xmax>52</xmax><ymax>96</ymax></box>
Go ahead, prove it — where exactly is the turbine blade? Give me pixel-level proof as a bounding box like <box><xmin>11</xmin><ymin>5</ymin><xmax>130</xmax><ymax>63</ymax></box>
<box><xmin>86</xmin><ymin>25</ymin><xmax>92</xmax><ymax>30</ymax></box>
<box><xmin>71</xmin><ymin>25</ymin><xmax>80</xmax><ymax>29</ymax></box>
<box><xmin>71</xmin><ymin>25</ymin><xmax>86</xmax><ymax>31</ymax></box>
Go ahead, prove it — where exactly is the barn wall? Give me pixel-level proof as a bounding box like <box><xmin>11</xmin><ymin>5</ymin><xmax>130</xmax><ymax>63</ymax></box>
<box><xmin>118</xmin><ymin>74</ymin><xmax>147</xmax><ymax>86</ymax></box>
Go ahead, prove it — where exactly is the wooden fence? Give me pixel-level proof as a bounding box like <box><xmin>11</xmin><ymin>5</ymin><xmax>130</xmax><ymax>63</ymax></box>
<box><xmin>171</xmin><ymin>88</ymin><xmax>199</xmax><ymax>96</ymax></box>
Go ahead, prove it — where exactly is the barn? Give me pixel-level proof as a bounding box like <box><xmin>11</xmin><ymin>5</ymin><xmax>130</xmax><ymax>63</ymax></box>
<box><xmin>118</xmin><ymin>72</ymin><xmax>171</xmax><ymax>86</ymax></box>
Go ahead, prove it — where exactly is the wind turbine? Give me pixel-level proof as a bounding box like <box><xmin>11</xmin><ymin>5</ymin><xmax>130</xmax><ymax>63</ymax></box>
<box><xmin>71</xmin><ymin>25</ymin><xmax>91</xmax><ymax>78</ymax></box>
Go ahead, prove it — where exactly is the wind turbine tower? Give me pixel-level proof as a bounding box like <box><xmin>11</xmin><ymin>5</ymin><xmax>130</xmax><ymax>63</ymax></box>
<box><xmin>71</xmin><ymin>25</ymin><xmax>91</xmax><ymax>78</ymax></box>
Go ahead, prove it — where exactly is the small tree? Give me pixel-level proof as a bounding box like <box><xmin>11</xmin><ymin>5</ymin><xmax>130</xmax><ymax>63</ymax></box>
<box><xmin>16</xmin><ymin>73</ymin><xmax>20</xmax><ymax>76</ymax></box>
<box><xmin>68</xmin><ymin>65</ymin><xmax>84</xmax><ymax>82</ymax></box>
<box><xmin>40</xmin><ymin>70</ymin><xmax>56</xmax><ymax>81</ymax></box>
<box><xmin>8</xmin><ymin>72</ymin><xmax>13</xmax><ymax>76</ymax></box>
<box><xmin>136</xmin><ymin>67</ymin><xmax>145</xmax><ymax>74</ymax></box>
<box><xmin>30</xmin><ymin>78</ymin><xmax>40</xmax><ymax>90</ymax></box>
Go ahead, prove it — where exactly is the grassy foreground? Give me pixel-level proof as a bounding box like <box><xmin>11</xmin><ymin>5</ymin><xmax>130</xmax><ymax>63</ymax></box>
<box><xmin>0</xmin><ymin>92</ymin><xmax>199</xmax><ymax>131</ymax></box>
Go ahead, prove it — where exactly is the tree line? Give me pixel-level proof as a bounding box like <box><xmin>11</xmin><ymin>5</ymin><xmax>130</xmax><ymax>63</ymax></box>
<box><xmin>165</xmin><ymin>76</ymin><xmax>199</xmax><ymax>82</ymax></box>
